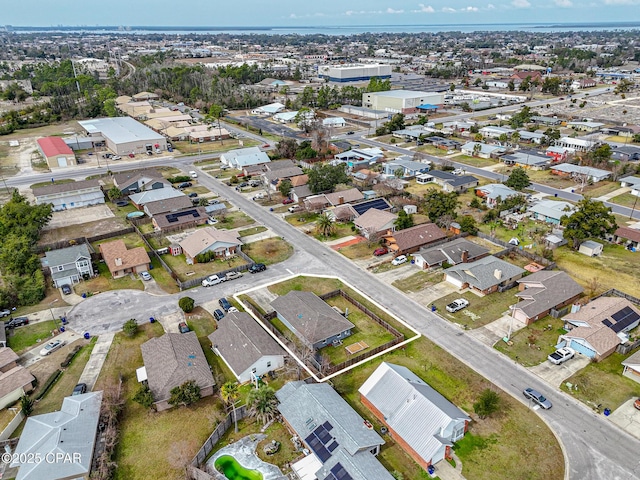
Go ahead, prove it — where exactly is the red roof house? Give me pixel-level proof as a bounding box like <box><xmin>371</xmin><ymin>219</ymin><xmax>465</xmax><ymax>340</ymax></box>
<box><xmin>36</xmin><ymin>137</ymin><xmax>76</xmax><ymax>168</ymax></box>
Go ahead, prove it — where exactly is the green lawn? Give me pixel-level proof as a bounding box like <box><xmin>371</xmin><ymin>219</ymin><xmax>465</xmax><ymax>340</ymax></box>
<box><xmin>6</xmin><ymin>320</ymin><xmax>60</xmax><ymax>354</ymax></box>
<box><xmin>313</xmin><ymin>222</ymin><xmax>356</xmax><ymax>242</ymax></box>
<box><xmin>74</xmin><ymin>262</ymin><xmax>144</xmax><ymax>295</ymax></box>
<box><xmin>392</xmin><ymin>270</ymin><xmax>444</xmax><ymax>293</ymax></box>
<box><xmin>433</xmin><ymin>290</ymin><xmax>519</xmax><ymax>328</ymax></box>
<box><xmin>242</xmin><ymin>238</ymin><xmax>293</xmax><ymax>265</ymax></box>
<box><xmin>560</xmin><ymin>351</ymin><xmax>640</xmax><ymax>411</ymax></box>
<box><xmin>149</xmin><ymin>256</ymin><xmax>180</xmax><ymax>294</ymax></box>
<box><xmin>495</xmin><ymin>317</ymin><xmax>565</xmax><ymax>366</ymax></box>
<box><xmin>339</xmin><ymin>241</ymin><xmax>377</xmax><ymax>260</ymax></box>
<box><xmin>285</xmin><ymin>212</ymin><xmax>319</xmax><ymax>226</ymax></box>
<box><xmin>217</xmin><ymin>211</ymin><xmax>256</xmax><ymax>230</ymax></box>
<box><xmin>91</xmin><ymin>232</ymin><xmax>146</xmax><ymax>252</ymax></box>
<box><xmin>161</xmin><ymin>254</ymin><xmax>248</xmax><ymax>281</ymax></box>
<box><xmin>610</xmin><ymin>192</ymin><xmax>640</xmax><ymax>209</ymax></box>
<box><xmin>452</xmin><ymin>155</ymin><xmax>497</xmax><ymax>168</ymax></box>
<box><xmin>237</xmin><ymin>226</ymin><xmax>267</xmax><ymax>237</ymax></box>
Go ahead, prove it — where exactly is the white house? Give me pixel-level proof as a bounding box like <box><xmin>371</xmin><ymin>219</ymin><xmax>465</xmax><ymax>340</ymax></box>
<box><xmin>251</xmin><ymin>102</ymin><xmax>285</xmax><ymax>115</ymax></box>
<box><xmin>220</xmin><ymin>146</ymin><xmax>271</xmax><ymax>168</ymax></box>
<box><xmin>208</xmin><ymin>312</ymin><xmax>285</xmax><ymax>383</ymax></box>
<box><xmin>322</xmin><ymin>117</ymin><xmax>346</xmax><ymax>128</ymax></box>
<box><xmin>461</xmin><ymin>142</ymin><xmax>505</xmax><ymax>158</ymax></box>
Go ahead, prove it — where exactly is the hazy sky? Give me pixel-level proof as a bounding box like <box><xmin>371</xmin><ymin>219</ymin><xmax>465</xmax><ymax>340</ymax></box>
<box><xmin>5</xmin><ymin>0</ymin><xmax>638</xmax><ymax>26</ymax></box>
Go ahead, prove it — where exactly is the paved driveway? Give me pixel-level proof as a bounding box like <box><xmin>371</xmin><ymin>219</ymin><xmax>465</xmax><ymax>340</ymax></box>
<box><xmin>528</xmin><ymin>354</ymin><xmax>591</xmax><ymax>387</ymax></box>
<box><xmin>609</xmin><ymin>398</ymin><xmax>640</xmax><ymax>441</ymax></box>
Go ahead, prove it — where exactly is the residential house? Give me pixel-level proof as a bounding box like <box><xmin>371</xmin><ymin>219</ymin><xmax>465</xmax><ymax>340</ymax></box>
<box><xmin>10</xmin><ymin>391</ymin><xmax>102</xmax><ymax>479</ymax></box>
<box><xmin>323</xmin><ymin>117</ymin><xmax>346</xmax><ymax>128</ymax></box>
<box><xmin>262</xmin><ymin>166</ymin><xmax>307</xmax><ymax>192</ymax></box>
<box><xmin>32</xmin><ymin>179</ymin><xmax>105</xmax><ymax>211</ymax></box>
<box><xmin>383</xmin><ymin>156</ymin><xmax>431</xmax><ymax>178</ymax></box>
<box><xmin>475</xmin><ymin>184</ymin><xmax>521</xmax><ymax>208</ymax></box>
<box><xmin>208</xmin><ymin>312</ymin><xmax>286</xmax><ymax>383</ymax></box>
<box><xmin>273</xmin><ymin>111</ymin><xmax>299</xmax><ymax>123</ymax></box>
<box><xmin>113</xmin><ymin>169</ymin><xmax>170</xmax><ymax>195</ymax></box>
<box><xmin>510</xmin><ymin>271</ymin><xmax>584</xmax><ymax>325</ymax></box>
<box><xmin>611</xmin><ymin>146</ymin><xmax>640</xmax><ymax>162</ymax></box>
<box><xmin>36</xmin><ymin>137</ymin><xmax>76</xmax><ymax>168</ymax></box>
<box><xmin>560</xmin><ymin>297</ymin><xmax>640</xmax><ymax>360</ymax></box>
<box><xmin>619</xmin><ymin>176</ymin><xmax>640</xmax><ymax>196</ymax></box>
<box><xmin>325</xmin><ymin>188</ymin><xmax>364</xmax><ymax>206</ymax></box>
<box><xmin>417</xmin><ymin>171</ymin><xmax>479</xmax><ymax>193</ymax></box>
<box><xmin>545</xmin><ymin>146</ymin><xmax>570</xmax><ymax>162</ymax></box>
<box><xmin>178</xmin><ymin>227</ymin><xmax>242</xmax><ymax>264</ymax></box>
<box><xmin>579</xmin><ymin>240</ymin><xmax>604</xmax><ymax>257</ymax></box>
<box><xmin>501</xmin><ymin>151</ymin><xmax>549</xmax><ymax>169</ymax></box>
<box><xmin>220</xmin><ymin>146</ymin><xmax>270</xmax><ymax>169</ymax></box>
<box><xmin>444</xmin><ymin>255</ymin><xmax>525</xmax><ymax>295</ymax></box>
<box><xmin>143</xmin><ymin>195</ymin><xmax>193</xmax><ymax>217</ymax></box>
<box><xmin>613</xmin><ymin>226</ymin><xmax>640</xmax><ymax>249</ymax></box>
<box><xmin>152</xmin><ymin>206</ymin><xmax>208</xmax><ymax>232</ymax></box>
<box><xmin>510</xmin><ymin>70</ymin><xmax>543</xmax><ymax>83</ymax></box>
<box><xmin>426</xmin><ymin>136</ymin><xmax>461</xmax><ymax>151</ymax></box>
<box><xmin>359</xmin><ymin>362</ymin><xmax>470</xmax><ymax>470</ymax></box>
<box><xmin>129</xmin><ymin>187</ymin><xmax>185</xmax><ymax>208</ymax></box>
<box><xmin>571</xmin><ymin>78</ymin><xmax>597</xmax><ymax>90</ymax></box>
<box><xmin>461</xmin><ymin>142</ymin><xmax>505</xmax><ymax>158</ymax></box>
<box><xmin>99</xmin><ymin>239</ymin><xmax>150</xmax><ymax>278</ymax></box>
<box><xmin>43</xmin><ymin>244</ymin><xmax>94</xmax><ymax>288</ymax></box>
<box><xmin>555</xmin><ymin>137</ymin><xmax>593</xmax><ymax>152</ymax></box>
<box><xmin>529</xmin><ymin>200</ymin><xmax>576</xmax><ymax>224</ymax></box>
<box><xmin>479</xmin><ymin>126</ymin><xmax>514</xmax><ymax>139</ymax></box>
<box><xmin>567</xmin><ymin>121</ymin><xmax>604</xmax><ymax>133</ymax></box>
<box><xmin>515</xmin><ymin>131</ymin><xmax>546</xmax><ymax>145</ymax></box>
<box><xmin>413</xmin><ymin>238</ymin><xmax>489</xmax><ymax>270</ymax></box>
<box><xmin>531</xmin><ymin>116</ymin><xmax>561</xmax><ymax>126</ymax></box>
<box><xmin>334</xmin><ymin>148</ymin><xmax>384</xmax><ymax>170</ymax></box>
<box><xmin>383</xmin><ymin>223</ymin><xmax>447</xmax><ymax>255</ymax></box>
<box><xmin>622</xmin><ymin>349</ymin><xmax>640</xmax><ymax>383</ymax></box>
<box><xmin>251</xmin><ymin>102</ymin><xmax>285</xmax><ymax>115</ymax></box>
<box><xmin>292</xmin><ymin>184</ymin><xmax>314</xmax><ymax>203</ymax></box>
<box><xmin>139</xmin><ymin>332</ymin><xmax>215</xmax><ymax>411</ymax></box>
<box><xmin>353</xmin><ymin>208</ymin><xmax>397</xmax><ymax>239</ymax></box>
<box><xmin>277</xmin><ymin>381</ymin><xmax>394</xmax><ymax>480</ymax></box>
<box><xmin>270</xmin><ymin>291</ymin><xmax>354</xmax><ymax>350</ymax></box>
<box><xmin>550</xmin><ymin>163</ymin><xmax>611</xmax><ymax>182</ymax></box>
<box><xmin>0</xmin><ymin>348</ymin><xmax>36</xmax><ymax>410</ymax></box>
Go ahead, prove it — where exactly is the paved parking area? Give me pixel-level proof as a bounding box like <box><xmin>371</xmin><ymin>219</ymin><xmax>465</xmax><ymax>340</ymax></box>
<box><xmin>608</xmin><ymin>397</ymin><xmax>640</xmax><ymax>440</ymax></box>
<box><xmin>43</xmin><ymin>204</ymin><xmax>115</xmax><ymax>230</ymax></box>
<box><xmin>528</xmin><ymin>354</ymin><xmax>591</xmax><ymax>387</ymax></box>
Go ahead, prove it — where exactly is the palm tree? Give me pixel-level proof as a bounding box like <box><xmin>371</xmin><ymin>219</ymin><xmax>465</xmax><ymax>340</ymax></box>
<box><xmin>220</xmin><ymin>381</ymin><xmax>240</xmax><ymax>433</ymax></box>
<box><xmin>472</xmin><ymin>143</ymin><xmax>482</xmax><ymax>157</ymax></box>
<box><xmin>246</xmin><ymin>386</ymin><xmax>279</xmax><ymax>425</ymax></box>
<box><xmin>511</xmin><ymin>131</ymin><xmax>520</xmax><ymax>145</ymax></box>
<box><xmin>316</xmin><ymin>213</ymin><xmax>335</xmax><ymax>237</ymax></box>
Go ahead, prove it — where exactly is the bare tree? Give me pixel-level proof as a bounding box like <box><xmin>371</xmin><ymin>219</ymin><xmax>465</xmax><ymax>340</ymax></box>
<box><xmin>572</xmin><ymin>172</ymin><xmax>590</xmax><ymax>192</ymax></box>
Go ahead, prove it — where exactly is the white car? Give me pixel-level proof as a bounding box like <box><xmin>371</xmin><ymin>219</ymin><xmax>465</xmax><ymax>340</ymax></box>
<box><xmin>391</xmin><ymin>255</ymin><xmax>408</xmax><ymax>266</ymax></box>
<box><xmin>202</xmin><ymin>275</ymin><xmax>224</xmax><ymax>287</ymax></box>
<box><xmin>452</xmin><ymin>168</ymin><xmax>464</xmax><ymax>176</ymax></box>
<box><xmin>189</xmin><ymin>171</ymin><xmax>198</xmax><ymax>178</ymax></box>
<box><xmin>446</xmin><ymin>298</ymin><xmax>470</xmax><ymax>313</ymax></box>
<box><xmin>40</xmin><ymin>339</ymin><xmax>66</xmax><ymax>356</ymax></box>
<box><xmin>207</xmin><ymin>217</ymin><xmax>218</xmax><ymax>225</ymax></box>
<box><xmin>111</xmin><ymin>155</ymin><xmax>122</xmax><ymax>160</ymax></box>
<box><xmin>140</xmin><ymin>271</ymin><xmax>152</xmax><ymax>281</ymax></box>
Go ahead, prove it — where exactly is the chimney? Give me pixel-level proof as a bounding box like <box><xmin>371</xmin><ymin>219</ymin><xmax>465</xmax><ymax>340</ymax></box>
<box><xmin>338</xmin><ymin>196</ymin><xmax>344</xmax><ymax>205</ymax></box>
<box><xmin>461</xmin><ymin>250</ymin><xmax>469</xmax><ymax>263</ymax></box>
<box><xmin>494</xmin><ymin>269</ymin><xmax>502</xmax><ymax>280</ymax></box>
<box><xmin>115</xmin><ymin>258</ymin><xmax>122</xmax><ymax>266</ymax></box>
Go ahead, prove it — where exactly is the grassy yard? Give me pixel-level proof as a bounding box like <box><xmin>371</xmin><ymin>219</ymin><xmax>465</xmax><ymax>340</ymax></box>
<box><xmin>237</xmin><ymin>226</ymin><xmax>267</xmax><ymax>237</ymax></box>
<box><xmin>242</xmin><ymin>238</ymin><xmax>293</xmax><ymax>265</ymax></box>
<box><xmin>452</xmin><ymin>155</ymin><xmax>497</xmax><ymax>168</ymax></box>
<box><xmin>525</xmin><ymin>169</ymin><xmax>576</xmax><ymax>190</ymax></box>
<box><xmin>91</xmin><ymin>232</ymin><xmax>146</xmax><ymax>251</ymax></box>
<box><xmin>406</xmin><ymin>181</ymin><xmax>444</xmax><ymax>197</ymax></box>
<box><xmin>332</xmin><ymin>336</ymin><xmax>564</xmax><ymax>480</ymax></box>
<box><xmin>313</xmin><ymin>222</ymin><xmax>356</xmax><ymax>241</ymax></box>
<box><xmin>392</xmin><ymin>270</ymin><xmax>444</xmax><ymax>293</ymax></box>
<box><xmin>610</xmin><ymin>192</ymin><xmax>640</xmax><ymax>209</ymax></box>
<box><xmin>434</xmin><ymin>290</ymin><xmax>519</xmax><ymax>329</ymax></box>
<box><xmin>161</xmin><ymin>254</ymin><xmax>248</xmax><ymax>281</ymax></box>
<box><xmin>6</xmin><ymin>320</ymin><xmax>60</xmax><ymax>354</ymax></box>
<box><xmin>216</xmin><ymin>211</ymin><xmax>256</xmax><ymax>230</ymax></box>
<box><xmin>148</xmin><ymin>256</ymin><xmax>180</xmax><ymax>294</ymax></box>
<box><xmin>560</xmin><ymin>351</ymin><xmax>640</xmax><ymax>411</ymax></box>
<box><xmin>495</xmin><ymin>317</ymin><xmax>565</xmax><ymax>366</ymax></box>
<box><xmin>319</xmin><ymin>295</ymin><xmax>396</xmax><ymax>365</ymax></box>
<box><xmin>74</xmin><ymin>262</ymin><xmax>144</xmax><ymax>296</ymax></box>
<box><xmin>339</xmin><ymin>240</ymin><xmax>377</xmax><ymax>260</ymax></box>
<box><xmin>30</xmin><ymin>178</ymin><xmax>75</xmax><ymax>189</ymax></box>
<box><xmin>285</xmin><ymin>212</ymin><xmax>319</xmax><ymax>226</ymax></box>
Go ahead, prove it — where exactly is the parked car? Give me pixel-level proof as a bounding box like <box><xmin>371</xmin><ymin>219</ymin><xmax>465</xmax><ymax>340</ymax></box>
<box><xmin>5</xmin><ymin>316</ymin><xmax>29</xmax><ymax>329</ymax></box>
<box><xmin>189</xmin><ymin>171</ymin><xmax>198</xmax><ymax>178</ymax></box>
<box><xmin>373</xmin><ymin>247</ymin><xmax>388</xmax><ymax>256</ymax></box>
<box><xmin>207</xmin><ymin>217</ymin><xmax>218</xmax><ymax>225</ymax></box>
<box><xmin>140</xmin><ymin>271</ymin><xmax>152</xmax><ymax>281</ymax></box>
<box><xmin>178</xmin><ymin>322</ymin><xmax>190</xmax><ymax>334</ymax></box>
<box><xmin>40</xmin><ymin>339</ymin><xmax>66</xmax><ymax>356</ymax></box>
<box><xmin>178</xmin><ymin>182</ymin><xmax>193</xmax><ymax>189</ymax></box>
<box><xmin>114</xmin><ymin>200</ymin><xmax>129</xmax><ymax>207</ymax></box>
<box><xmin>228</xmin><ymin>307</ymin><xmax>239</xmax><ymax>313</ymax></box>
<box><xmin>249</xmin><ymin>263</ymin><xmax>266</xmax><ymax>273</ymax></box>
<box><xmin>128</xmin><ymin>153</ymin><xmax>135</xmax><ymax>158</ymax></box>
<box><xmin>188</xmin><ymin>192</ymin><xmax>198</xmax><ymax>198</ymax></box>
<box><xmin>111</xmin><ymin>155</ymin><xmax>122</xmax><ymax>160</ymax></box>
<box><xmin>347</xmin><ymin>131</ymin><xmax>355</xmax><ymax>135</ymax></box>
<box><xmin>0</xmin><ymin>309</ymin><xmax>11</xmax><ymax>318</ymax></box>
<box><xmin>219</xmin><ymin>297</ymin><xmax>232</xmax><ymax>312</ymax></box>
<box><xmin>288</xmin><ymin>205</ymin><xmax>301</xmax><ymax>213</ymax></box>
<box><xmin>61</xmin><ymin>284</ymin><xmax>72</xmax><ymax>295</ymax></box>
<box><xmin>634</xmin><ymin>398</ymin><xmax>640</xmax><ymax>411</ymax></box>
<box><xmin>238</xmin><ymin>182</ymin><xmax>249</xmax><ymax>188</ymax></box>
<box><xmin>452</xmin><ymin>169</ymin><xmax>464</xmax><ymax>176</ymax></box>
<box><xmin>202</xmin><ymin>275</ymin><xmax>224</xmax><ymax>287</ymax></box>
<box><xmin>262</xmin><ymin>144</ymin><xmax>270</xmax><ymax>148</ymax></box>
<box><xmin>208</xmin><ymin>199</ymin><xmax>220</xmax><ymax>205</ymax></box>
<box><xmin>446</xmin><ymin>298</ymin><xmax>470</xmax><ymax>313</ymax></box>
<box><xmin>214</xmin><ymin>309</ymin><xmax>225</xmax><ymax>321</ymax></box>
<box><xmin>72</xmin><ymin>383</ymin><xmax>87</xmax><ymax>396</ymax></box>
<box><xmin>523</xmin><ymin>387</ymin><xmax>552</xmax><ymax>409</ymax></box>
<box><xmin>282</xmin><ymin>198</ymin><xmax>294</xmax><ymax>205</ymax></box>
<box><xmin>391</xmin><ymin>255</ymin><xmax>408</xmax><ymax>266</ymax></box>
<box><xmin>547</xmin><ymin>347</ymin><xmax>575</xmax><ymax>365</ymax></box>
<box><xmin>224</xmin><ymin>272</ymin><xmax>243</xmax><ymax>281</ymax></box>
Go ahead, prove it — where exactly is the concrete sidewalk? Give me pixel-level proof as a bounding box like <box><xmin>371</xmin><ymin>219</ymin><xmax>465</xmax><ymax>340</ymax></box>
<box><xmin>595</xmin><ymin>186</ymin><xmax>629</xmax><ymax>202</ymax></box>
<box><xmin>77</xmin><ymin>332</ymin><xmax>115</xmax><ymax>390</ymax></box>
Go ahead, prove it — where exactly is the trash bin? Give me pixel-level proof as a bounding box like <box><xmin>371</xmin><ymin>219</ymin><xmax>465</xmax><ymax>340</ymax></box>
<box><xmin>431</xmin><ymin>305</ymin><xmax>437</xmax><ymax>312</ymax></box>
<box><xmin>149</xmin><ymin>317</ymin><xmax>156</xmax><ymax>323</ymax></box>
<box><xmin>60</xmin><ymin>326</ymin><xmax>65</xmax><ymax>333</ymax></box>
<box><xmin>82</xmin><ymin>293</ymin><xmax>87</xmax><ymax>299</ymax></box>
<box><xmin>61</xmin><ymin>317</ymin><xmax>67</xmax><ymax>324</ymax></box>
<box><xmin>428</xmin><ymin>465</ymin><xmax>435</xmax><ymax>475</ymax></box>
<box><xmin>83</xmin><ymin>332</ymin><xmax>91</xmax><ymax>340</ymax></box>
<box><xmin>604</xmin><ymin>408</ymin><xmax>611</xmax><ymax>416</ymax></box>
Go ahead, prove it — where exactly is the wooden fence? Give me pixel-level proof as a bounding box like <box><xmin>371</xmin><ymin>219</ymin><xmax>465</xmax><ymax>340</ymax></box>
<box><xmin>35</xmin><ymin>226</ymin><xmax>135</xmax><ymax>254</ymax></box>
<box><xmin>476</xmin><ymin>231</ymin><xmax>556</xmax><ymax>269</ymax></box>
<box><xmin>190</xmin><ymin>405</ymin><xmax>247</xmax><ymax>470</ymax></box>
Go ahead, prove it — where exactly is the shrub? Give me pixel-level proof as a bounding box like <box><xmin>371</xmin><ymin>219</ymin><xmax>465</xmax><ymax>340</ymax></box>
<box><xmin>167</xmin><ymin>175</ymin><xmax>191</xmax><ymax>183</ymax></box>
<box><xmin>20</xmin><ymin>395</ymin><xmax>34</xmax><ymax>417</ymax></box>
<box><xmin>169</xmin><ymin>380</ymin><xmax>201</xmax><ymax>407</ymax></box>
<box><xmin>195</xmin><ymin>251</ymin><xmax>216</xmax><ymax>263</ymax></box>
<box><xmin>123</xmin><ymin>319</ymin><xmax>138</xmax><ymax>338</ymax></box>
<box><xmin>36</xmin><ymin>369</ymin><xmax>63</xmax><ymax>401</ymax></box>
<box><xmin>473</xmin><ymin>388</ymin><xmax>501</xmax><ymax>419</ymax></box>
<box><xmin>133</xmin><ymin>384</ymin><xmax>155</xmax><ymax>409</ymax></box>
<box><xmin>61</xmin><ymin>345</ymin><xmax>82</xmax><ymax>368</ymax></box>
<box><xmin>179</xmin><ymin>296</ymin><xmax>195</xmax><ymax>313</ymax></box>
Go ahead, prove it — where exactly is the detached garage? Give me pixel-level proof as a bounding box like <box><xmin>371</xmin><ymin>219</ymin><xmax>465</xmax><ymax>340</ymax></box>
<box><xmin>36</xmin><ymin>137</ymin><xmax>77</xmax><ymax>168</ymax></box>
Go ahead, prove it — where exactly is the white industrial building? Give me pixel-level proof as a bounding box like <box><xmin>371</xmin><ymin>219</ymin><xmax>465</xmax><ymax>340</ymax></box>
<box><xmin>78</xmin><ymin>117</ymin><xmax>167</xmax><ymax>156</ymax></box>
<box><xmin>318</xmin><ymin>63</ymin><xmax>392</xmax><ymax>83</ymax></box>
<box><xmin>363</xmin><ymin>90</ymin><xmax>445</xmax><ymax>114</ymax></box>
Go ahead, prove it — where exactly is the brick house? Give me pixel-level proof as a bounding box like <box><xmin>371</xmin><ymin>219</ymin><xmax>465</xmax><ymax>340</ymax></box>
<box><xmin>99</xmin><ymin>239</ymin><xmax>150</xmax><ymax>278</ymax></box>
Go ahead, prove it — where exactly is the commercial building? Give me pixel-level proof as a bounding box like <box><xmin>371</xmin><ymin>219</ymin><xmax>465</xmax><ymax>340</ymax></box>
<box><xmin>363</xmin><ymin>90</ymin><xmax>445</xmax><ymax>114</ymax></box>
<box><xmin>32</xmin><ymin>179</ymin><xmax>105</xmax><ymax>211</ymax></box>
<box><xmin>318</xmin><ymin>63</ymin><xmax>392</xmax><ymax>83</ymax></box>
<box><xmin>78</xmin><ymin>117</ymin><xmax>167</xmax><ymax>156</ymax></box>
<box><xmin>36</xmin><ymin>137</ymin><xmax>76</xmax><ymax>168</ymax></box>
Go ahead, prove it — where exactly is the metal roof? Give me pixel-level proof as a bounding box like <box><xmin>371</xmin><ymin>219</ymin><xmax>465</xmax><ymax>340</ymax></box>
<box><xmin>78</xmin><ymin>117</ymin><xmax>164</xmax><ymax>144</ymax></box>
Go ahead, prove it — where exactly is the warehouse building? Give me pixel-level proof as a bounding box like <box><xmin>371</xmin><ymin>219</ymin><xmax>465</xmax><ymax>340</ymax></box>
<box><xmin>318</xmin><ymin>63</ymin><xmax>392</xmax><ymax>83</ymax></box>
<box><xmin>363</xmin><ymin>90</ymin><xmax>445</xmax><ymax>114</ymax></box>
<box><xmin>78</xmin><ymin>117</ymin><xmax>167</xmax><ymax>156</ymax></box>
<box><xmin>36</xmin><ymin>137</ymin><xmax>77</xmax><ymax>168</ymax></box>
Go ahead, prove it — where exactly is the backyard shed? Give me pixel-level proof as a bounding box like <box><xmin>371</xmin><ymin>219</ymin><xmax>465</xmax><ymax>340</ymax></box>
<box><xmin>578</xmin><ymin>240</ymin><xmax>603</xmax><ymax>257</ymax></box>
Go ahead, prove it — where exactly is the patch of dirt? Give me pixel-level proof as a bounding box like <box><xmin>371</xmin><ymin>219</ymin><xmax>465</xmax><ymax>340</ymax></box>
<box><xmin>38</xmin><ymin>217</ymin><xmax>129</xmax><ymax>245</ymax></box>
<box><xmin>44</xmin><ymin>204</ymin><xmax>116</xmax><ymax>231</ymax></box>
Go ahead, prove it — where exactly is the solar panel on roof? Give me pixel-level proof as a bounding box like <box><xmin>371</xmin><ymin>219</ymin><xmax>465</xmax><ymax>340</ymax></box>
<box><xmin>305</xmin><ymin>433</ymin><xmax>331</xmax><ymax>462</ymax></box>
<box><xmin>602</xmin><ymin>319</ymin><xmax>613</xmax><ymax>327</ymax></box>
<box><xmin>612</xmin><ymin>307</ymin><xmax>633</xmax><ymax>322</ymax></box>
<box><xmin>323</xmin><ymin>421</ymin><xmax>333</xmax><ymax>431</ymax></box>
<box><xmin>610</xmin><ymin>307</ymin><xmax>640</xmax><ymax>333</ymax></box>
<box><xmin>352</xmin><ymin>198</ymin><xmax>390</xmax><ymax>216</ymax></box>
<box><xmin>330</xmin><ymin>463</ymin><xmax>353</xmax><ymax>480</ymax></box>
<box><xmin>327</xmin><ymin>441</ymin><xmax>339</xmax><ymax>452</ymax></box>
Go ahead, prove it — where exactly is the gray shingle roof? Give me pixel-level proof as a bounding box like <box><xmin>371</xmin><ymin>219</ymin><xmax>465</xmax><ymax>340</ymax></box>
<box><xmin>513</xmin><ymin>270</ymin><xmax>583</xmax><ymax>319</ymax></box>
<box><xmin>529</xmin><ymin>200</ymin><xmax>575</xmax><ymax>220</ymax></box>
<box><xmin>144</xmin><ymin>195</ymin><xmax>193</xmax><ymax>216</ymax></box>
<box><xmin>11</xmin><ymin>391</ymin><xmax>103</xmax><ymax>480</ymax></box>
<box><xmin>43</xmin><ymin>244</ymin><xmax>91</xmax><ymax>268</ymax></box>
<box><xmin>415</xmin><ymin>238</ymin><xmax>489</xmax><ymax>266</ymax></box>
<box><xmin>270</xmin><ymin>292</ymin><xmax>354</xmax><ymax>346</ymax></box>
<box><xmin>277</xmin><ymin>381</ymin><xmax>393</xmax><ymax>480</ymax></box>
<box><xmin>140</xmin><ymin>332</ymin><xmax>215</xmax><ymax>403</ymax></box>
<box><xmin>208</xmin><ymin>312</ymin><xmax>285</xmax><ymax>376</ymax></box>
<box><xmin>445</xmin><ymin>255</ymin><xmax>525</xmax><ymax>291</ymax></box>
<box><xmin>32</xmin><ymin>179</ymin><xmax>101</xmax><ymax>197</ymax></box>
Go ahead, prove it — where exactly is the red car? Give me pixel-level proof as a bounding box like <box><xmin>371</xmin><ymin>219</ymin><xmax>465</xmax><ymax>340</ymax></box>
<box><xmin>373</xmin><ymin>247</ymin><xmax>388</xmax><ymax>256</ymax></box>
<box><xmin>262</xmin><ymin>144</ymin><xmax>270</xmax><ymax>148</ymax></box>
<box><xmin>634</xmin><ymin>398</ymin><xmax>640</xmax><ymax>411</ymax></box>
<box><xmin>128</xmin><ymin>153</ymin><xmax>135</xmax><ymax>158</ymax></box>
<box><xmin>282</xmin><ymin>198</ymin><xmax>294</xmax><ymax>205</ymax></box>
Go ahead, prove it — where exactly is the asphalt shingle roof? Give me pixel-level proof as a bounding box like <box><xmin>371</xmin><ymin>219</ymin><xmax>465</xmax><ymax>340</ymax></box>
<box><xmin>513</xmin><ymin>270</ymin><xmax>583</xmax><ymax>319</ymax></box>
<box><xmin>445</xmin><ymin>255</ymin><xmax>525</xmax><ymax>291</ymax></box>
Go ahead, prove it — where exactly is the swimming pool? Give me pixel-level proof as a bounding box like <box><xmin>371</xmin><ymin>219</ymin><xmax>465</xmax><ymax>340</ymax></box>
<box><xmin>215</xmin><ymin>455</ymin><xmax>264</xmax><ymax>480</ymax></box>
